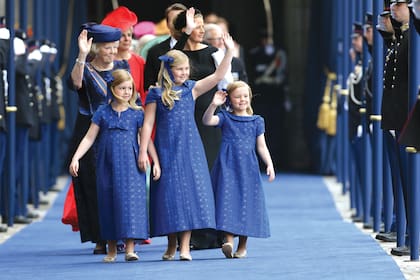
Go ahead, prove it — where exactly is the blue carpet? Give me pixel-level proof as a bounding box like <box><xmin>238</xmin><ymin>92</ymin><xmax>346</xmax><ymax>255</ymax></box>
<box><xmin>0</xmin><ymin>174</ymin><xmax>404</xmax><ymax>280</ymax></box>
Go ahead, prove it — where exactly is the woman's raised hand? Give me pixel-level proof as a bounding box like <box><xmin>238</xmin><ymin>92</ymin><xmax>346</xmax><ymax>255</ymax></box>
<box><xmin>78</xmin><ymin>29</ymin><xmax>93</xmax><ymax>56</ymax></box>
<box><xmin>222</xmin><ymin>33</ymin><xmax>234</xmax><ymax>51</ymax></box>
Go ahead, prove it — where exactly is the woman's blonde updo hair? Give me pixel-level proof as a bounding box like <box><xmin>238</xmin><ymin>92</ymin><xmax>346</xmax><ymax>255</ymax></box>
<box><xmin>157</xmin><ymin>49</ymin><xmax>189</xmax><ymax>110</ymax></box>
<box><xmin>226</xmin><ymin>81</ymin><xmax>254</xmax><ymax>115</ymax></box>
<box><xmin>110</xmin><ymin>69</ymin><xmax>142</xmax><ymax>110</ymax></box>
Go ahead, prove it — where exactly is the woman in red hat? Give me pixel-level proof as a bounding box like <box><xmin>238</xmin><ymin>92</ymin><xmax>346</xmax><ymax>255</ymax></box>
<box><xmin>102</xmin><ymin>6</ymin><xmax>147</xmax><ymax>105</ymax></box>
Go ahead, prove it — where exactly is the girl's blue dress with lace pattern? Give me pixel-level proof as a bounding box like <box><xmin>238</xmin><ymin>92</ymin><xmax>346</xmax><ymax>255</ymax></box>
<box><xmin>146</xmin><ymin>80</ymin><xmax>216</xmax><ymax>237</ymax></box>
<box><xmin>211</xmin><ymin>110</ymin><xmax>270</xmax><ymax>238</ymax></box>
<box><xmin>92</xmin><ymin>104</ymin><xmax>148</xmax><ymax>240</ymax></box>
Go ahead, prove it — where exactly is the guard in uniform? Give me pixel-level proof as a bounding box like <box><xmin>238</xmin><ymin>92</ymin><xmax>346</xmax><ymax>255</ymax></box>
<box><xmin>379</xmin><ymin>0</ymin><xmax>411</xmax><ymax>256</ymax></box>
<box><xmin>248</xmin><ymin>28</ymin><xmax>288</xmax><ymax>170</ymax></box>
<box><xmin>0</xmin><ymin>21</ymin><xmax>8</xmax><ymax>232</ymax></box>
<box><xmin>13</xmin><ymin>30</ymin><xmax>37</xmax><ymax>224</ymax></box>
<box><xmin>39</xmin><ymin>39</ymin><xmax>61</xmax><ymax>191</ymax></box>
<box><xmin>363</xmin><ymin>13</ymin><xmax>374</xmax><ymax>120</ymax></box>
<box><xmin>373</xmin><ymin>0</ymin><xmax>400</xmax><ymax>243</ymax></box>
<box><xmin>347</xmin><ymin>22</ymin><xmax>365</xmax><ymax>223</ymax></box>
<box><xmin>27</xmin><ymin>39</ymin><xmax>44</xmax><ymax>208</ymax></box>
<box><xmin>45</xmin><ymin>41</ymin><xmax>62</xmax><ymax>188</ymax></box>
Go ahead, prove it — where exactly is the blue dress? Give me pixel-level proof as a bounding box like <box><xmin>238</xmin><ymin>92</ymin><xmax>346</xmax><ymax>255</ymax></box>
<box><xmin>67</xmin><ymin>60</ymin><xmax>129</xmax><ymax>243</ymax></box>
<box><xmin>92</xmin><ymin>104</ymin><xmax>148</xmax><ymax>241</ymax></box>
<box><xmin>211</xmin><ymin>110</ymin><xmax>270</xmax><ymax>238</ymax></box>
<box><xmin>146</xmin><ymin>80</ymin><xmax>216</xmax><ymax>237</ymax></box>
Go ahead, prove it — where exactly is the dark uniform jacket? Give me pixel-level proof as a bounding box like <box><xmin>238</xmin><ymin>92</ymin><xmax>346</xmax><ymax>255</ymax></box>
<box><xmin>0</xmin><ymin>39</ymin><xmax>8</xmax><ymax>132</ymax></box>
<box><xmin>381</xmin><ymin>24</ymin><xmax>409</xmax><ymax>131</ymax></box>
<box><xmin>15</xmin><ymin>54</ymin><xmax>37</xmax><ymax>128</ymax></box>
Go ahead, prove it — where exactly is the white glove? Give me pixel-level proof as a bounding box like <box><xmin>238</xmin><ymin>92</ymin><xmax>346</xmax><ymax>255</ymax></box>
<box><xmin>14</xmin><ymin>37</ymin><xmax>26</xmax><ymax>56</ymax></box>
<box><xmin>357</xmin><ymin>124</ymin><xmax>363</xmax><ymax>138</ymax></box>
<box><xmin>376</xmin><ymin>15</ymin><xmax>389</xmax><ymax>32</ymax></box>
<box><xmin>40</xmin><ymin>44</ymin><xmax>50</xmax><ymax>53</ymax></box>
<box><xmin>0</xmin><ymin>27</ymin><xmax>10</xmax><ymax>39</ymax></box>
<box><xmin>389</xmin><ymin>130</ymin><xmax>396</xmax><ymax>139</ymax></box>
<box><xmin>28</xmin><ymin>49</ymin><xmax>42</xmax><ymax>61</ymax></box>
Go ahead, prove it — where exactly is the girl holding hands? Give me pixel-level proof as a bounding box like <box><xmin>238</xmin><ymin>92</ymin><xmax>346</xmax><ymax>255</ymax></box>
<box><xmin>70</xmin><ymin>69</ymin><xmax>160</xmax><ymax>262</ymax></box>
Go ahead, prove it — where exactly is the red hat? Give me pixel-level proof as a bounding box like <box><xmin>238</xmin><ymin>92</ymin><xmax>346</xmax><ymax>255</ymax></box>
<box><xmin>101</xmin><ymin>6</ymin><xmax>138</xmax><ymax>31</ymax></box>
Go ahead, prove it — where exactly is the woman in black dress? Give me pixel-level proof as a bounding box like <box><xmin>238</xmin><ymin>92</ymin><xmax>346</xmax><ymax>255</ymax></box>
<box><xmin>173</xmin><ymin>8</ymin><xmax>224</xmax><ymax>249</ymax></box>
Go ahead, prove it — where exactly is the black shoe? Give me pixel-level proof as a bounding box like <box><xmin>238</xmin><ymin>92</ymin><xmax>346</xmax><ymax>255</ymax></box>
<box><xmin>93</xmin><ymin>244</ymin><xmax>107</xmax><ymax>255</ymax></box>
<box><xmin>26</xmin><ymin>211</ymin><xmax>40</xmax><ymax>219</ymax></box>
<box><xmin>391</xmin><ymin>246</ymin><xmax>410</xmax><ymax>256</ymax></box>
<box><xmin>13</xmin><ymin>215</ymin><xmax>32</xmax><ymax>224</ymax></box>
<box><xmin>376</xmin><ymin>232</ymin><xmax>397</xmax><ymax>242</ymax></box>
<box><xmin>0</xmin><ymin>225</ymin><xmax>7</xmax><ymax>232</ymax></box>
<box><xmin>39</xmin><ymin>199</ymin><xmax>49</xmax><ymax>205</ymax></box>
<box><xmin>352</xmin><ymin>216</ymin><xmax>363</xmax><ymax>223</ymax></box>
<box><xmin>363</xmin><ymin>223</ymin><xmax>373</xmax><ymax>230</ymax></box>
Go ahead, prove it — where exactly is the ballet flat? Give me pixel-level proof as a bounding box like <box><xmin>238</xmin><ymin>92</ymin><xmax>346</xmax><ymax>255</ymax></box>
<box><xmin>103</xmin><ymin>255</ymin><xmax>117</xmax><ymax>263</ymax></box>
<box><xmin>125</xmin><ymin>252</ymin><xmax>139</xmax><ymax>261</ymax></box>
<box><xmin>221</xmin><ymin>243</ymin><xmax>233</xmax><ymax>258</ymax></box>
<box><xmin>162</xmin><ymin>253</ymin><xmax>175</xmax><ymax>261</ymax></box>
<box><xmin>233</xmin><ymin>250</ymin><xmax>247</xmax><ymax>259</ymax></box>
<box><xmin>179</xmin><ymin>253</ymin><xmax>192</xmax><ymax>261</ymax></box>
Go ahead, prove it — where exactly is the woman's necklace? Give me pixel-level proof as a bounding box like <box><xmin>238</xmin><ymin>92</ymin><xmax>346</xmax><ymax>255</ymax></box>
<box><xmin>91</xmin><ymin>60</ymin><xmax>113</xmax><ymax>71</ymax></box>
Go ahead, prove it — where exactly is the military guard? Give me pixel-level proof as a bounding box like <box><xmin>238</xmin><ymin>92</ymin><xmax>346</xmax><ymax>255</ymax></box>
<box><xmin>13</xmin><ymin>30</ymin><xmax>38</xmax><ymax>224</ymax></box>
<box><xmin>0</xmin><ymin>21</ymin><xmax>8</xmax><ymax>232</ymax></box>
<box><xmin>363</xmin><ymin>13</ymin><xmax>374</xmax><ymax>120</ymax></box>
<box><xmin>248</xmin><ymin>28</ymin><xmax>288</xmax><ymax>170</ymax></box>
<box><xmin>378</xmin><ymin>0</ymin><xmax>411</xmax><ymax>257</ymax></box>
<box><xmin>26</xmin><ymin>38</ymin><xmax>44</xmax><ymax>208</ymax></box>
<box><xmin>347</xmin><ymin>22</ymin><xmax>366</xmax><ymax>223</ymax></box>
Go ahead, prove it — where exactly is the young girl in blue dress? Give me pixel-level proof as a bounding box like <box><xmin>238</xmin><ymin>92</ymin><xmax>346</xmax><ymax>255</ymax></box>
<box><xmin>202</xmin><ymin>81</ymin><xmax>275</xmax><ymax>259</ymax></box>
<box><xmin>69</xmin><ymin>69</ymin><xmax>160</xmax><ymax>263</ymax></box>
<box><xmin>138</xmin><ymin>34</ymin><xmax>234</xmax><ymax>261</ymax></box>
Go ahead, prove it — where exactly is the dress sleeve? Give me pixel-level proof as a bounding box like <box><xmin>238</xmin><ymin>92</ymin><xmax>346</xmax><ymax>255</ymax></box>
<box><xmin>145</xmin><ymin>87</ymin><xmax>160</xmax><ymax>105</ymax></box>
<box><xmin>256</xmin><ymin>116</ymin><xmax>265</xmax><ymax>137</ymax></box>
<box><xmin>216</xmin><ymin>110</ymin><xmax>226</xmax><ymax>128</ymax></box>
<box><xmin>184</xmin><ymin>80</ymin><xmax>196</xmax><ymax>91</ymax></box>
<box><xmin>91</xmin><ymin>105</ymin><xmax>105</xmax><ymax>126</ymax></box>
<box><xmin>137</xmin><ymin>110</ymin><xmax>144</xmax><ymax>129</ymax></box>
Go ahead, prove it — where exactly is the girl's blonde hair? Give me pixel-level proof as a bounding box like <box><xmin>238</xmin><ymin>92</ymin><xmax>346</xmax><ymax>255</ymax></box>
<box><xmin>226</xmin><ymin>81</ymin><xmax>254</xmax><ymax>115</ymax></box>
<box><xmin>157</xmin><ymin>49</ymin><xmax>188</xmax><ymax>109</ymax></box>
<box><xmin>110</xmin><ymin>69</ymin><xmax>142</xmax><ymax>110</ymax></box>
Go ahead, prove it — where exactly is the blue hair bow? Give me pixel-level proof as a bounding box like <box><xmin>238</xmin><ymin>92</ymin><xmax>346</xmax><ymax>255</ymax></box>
<box><xmin>158</xmin><ymin>55</ymin><xmax>175</xmax><ymax>82</ymax></box>
<box><xmin>221</xmin><ymin>88</ymin><xmax>232</xmax><ymax>112</ymax></box>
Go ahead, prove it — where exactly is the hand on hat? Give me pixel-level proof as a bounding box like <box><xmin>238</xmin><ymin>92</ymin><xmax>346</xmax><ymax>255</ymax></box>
<box><xmin>78</xmin><ymin>29</ymin><xmax>93</xmax><ymax>58</ymax></box>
